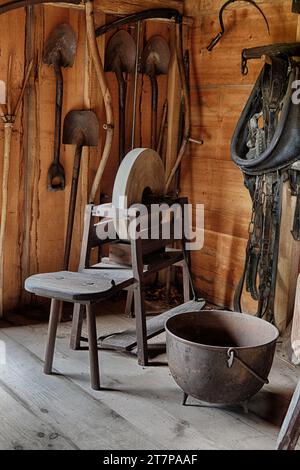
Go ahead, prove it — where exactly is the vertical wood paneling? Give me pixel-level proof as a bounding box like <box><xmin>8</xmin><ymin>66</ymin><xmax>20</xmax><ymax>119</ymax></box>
<box><xmin>183</xmin><ymin>0</ymin><xmax>298</xmax><ymax>311</ymax></box>
<box><xmin>0</xmin><ymin>9</ymin><xmax>26</xmax><ymax>311</ymax></box>
<box><xmin>0</xmin><ymin>0</ymin><xmax>183</xmax><ymax>315</ymax></box>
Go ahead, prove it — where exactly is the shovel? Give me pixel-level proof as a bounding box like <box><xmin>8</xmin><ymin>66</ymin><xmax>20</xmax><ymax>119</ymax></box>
<box><xmin>43</xmin><ymin>23</ymin><xmax>77</xmax><ymax>191</ymax></box>
<box><xmin>105</xmin><ymin>30</ymin><xmax>136</xmax><ymax>162</ymax></box>
<box><xmin>62</xmin><ymin>110</ymin><xmax>99</xmax><ymax>270</ymax></box>
<box><xmin>141</xmin><ymin>36</ymin><xmax>170</xmax><ymax>149</ymax></box>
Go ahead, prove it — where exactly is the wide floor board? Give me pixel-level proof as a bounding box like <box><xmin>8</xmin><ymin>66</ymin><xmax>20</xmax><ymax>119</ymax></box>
<box><xmin>0</xmin><ymin>305</ymin><xmax>300</xmax><ymax>450</ymax></box>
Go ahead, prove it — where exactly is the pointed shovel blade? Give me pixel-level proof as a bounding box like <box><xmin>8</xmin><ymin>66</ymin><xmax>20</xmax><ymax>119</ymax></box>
<box><xmin>105</xmin><ymin>30</ymin><xmax>136</xmax><ymax>73</ymax></box>
<box><xmin>141</xmin><ymin>36</ymin><xmax>171</xmax><ymax>76</ymax></box>
<box><xmin>43</xmin><ymin>23</ymin><xmax>77</xmax><ymax>68</ymax></box>
<box><xmin>63</xmin><ymin>110</ymin><xmax>99</xmax><ymax>147</ymax></box>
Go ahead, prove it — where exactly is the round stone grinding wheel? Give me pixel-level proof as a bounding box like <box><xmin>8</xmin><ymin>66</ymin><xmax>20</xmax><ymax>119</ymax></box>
<box><xmin>112</xmin><ymin>148</ymin><xmax>165</xmax><ymax>237</ymax></box>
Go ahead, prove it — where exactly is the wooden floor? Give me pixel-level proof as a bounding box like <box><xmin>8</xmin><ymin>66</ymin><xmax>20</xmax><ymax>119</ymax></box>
<box><xmin>0</xmin><ymin>300</ymin><xmax>299</xmax><ymax>450</ymax></box>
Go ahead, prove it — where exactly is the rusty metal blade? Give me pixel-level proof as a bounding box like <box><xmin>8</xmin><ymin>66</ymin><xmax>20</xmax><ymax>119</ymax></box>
<box><xmin>63</xmin><ymin>110</ymin><xmax>99</xmax><ymax>147</ymax></box>
<box><xmin>141</xmin><ymin>35</ymin><xmax>170</xmax><ymax>76</ymax></box>
<box><xmin>105</xmin><ymin>30</ymin><xmax>136</xmax><ymax>73</ymax></box>
<box><xmin>43</xmin><ymin>23</ymin><xmax>77</xmax><ymax>68</ymax></box>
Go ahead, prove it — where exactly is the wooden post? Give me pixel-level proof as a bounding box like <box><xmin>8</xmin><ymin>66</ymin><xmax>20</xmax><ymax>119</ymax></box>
<box><xmin>274</xmin><ymin>17</ymin><xmax>300</xmax><ymax>332</ymax></box>
<box><xmin>274</xmin><ymin>183</ymin><xmax>300</xmax><ymax>332</ymax></box>
<box><xmin>291</xmin><ymin>275</ymin><xmax>300</xmax><ymax>363</ymax></box>
<box><xmin>20</xmin><ymin>5</ymin><xmax>40</xmax><ymax>305</ymax></box>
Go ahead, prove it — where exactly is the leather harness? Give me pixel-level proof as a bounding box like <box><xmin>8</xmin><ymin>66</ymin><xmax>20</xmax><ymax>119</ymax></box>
<box><xmin>232</xmin><ymin>43</ymin><xmax>300</xmax><ymax>321</ymax></box>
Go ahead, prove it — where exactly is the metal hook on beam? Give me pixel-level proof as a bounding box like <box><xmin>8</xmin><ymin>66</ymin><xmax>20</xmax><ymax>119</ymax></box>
<box><xmin>207</xmin><ymin>0</ymin><xmax>270</xmax><ymax>52</ymax></box>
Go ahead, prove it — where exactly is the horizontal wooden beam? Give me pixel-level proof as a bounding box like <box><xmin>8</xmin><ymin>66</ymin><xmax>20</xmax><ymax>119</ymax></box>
<box><xmin>48</xmin><ymin>0</ymin><xmax>184</xmax><ymax>15</ymax></box>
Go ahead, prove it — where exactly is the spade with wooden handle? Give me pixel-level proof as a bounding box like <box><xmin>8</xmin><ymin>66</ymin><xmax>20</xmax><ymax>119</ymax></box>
<box><xmin>141</xmin><ymin>36</ymin><xmax>170</xmax><ymax>150</ymax></box>
<box><xmin>43</xmin><ymin>24</ymin><xmax>77</xmax><ymax>191</ymax></box>
<box><xmin>62</xmin><ymin>109</ymin><xmax>99</xmax><ymax>270</ymax></box>
<box><xmin>105</xmin><ymin>30</ymin><xmax>136</xmax><ymax>163</ymax></box>
<box><xmin>0</xmin><ymin>57</ymin><xmax>33</xmax><ymax>315</ymax></box>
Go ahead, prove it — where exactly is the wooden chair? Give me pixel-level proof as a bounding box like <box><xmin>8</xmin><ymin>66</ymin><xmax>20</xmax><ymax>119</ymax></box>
<box><xmin>25</xmin><ymin>266</ymin><xmax>134</xmax><ymax>390</ymax></box>
<box><xmin>25</xmin><ymin>199</ymin><xmax>205</xmax><ymax>387</ymax></box>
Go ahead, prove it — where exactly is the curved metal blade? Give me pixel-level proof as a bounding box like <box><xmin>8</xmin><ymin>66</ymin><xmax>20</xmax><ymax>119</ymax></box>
<box><xmin>140</xmin><ymin>35</ymin><xmax>170</xmax><ymax>76</ymax></box>
<box><xmin>43</xmin><ymin>23</ymin><xmax>77</xmax><ymax>68</ymax></box>
<box><xmin>105</xmin><ymin>30</ymin><xmax>136</xmax><ymax>73</ymax></box>
<box><xmin>63</xmin><ymin>110</ymin><xmax>99</xmax><ymax>147</ymax></box>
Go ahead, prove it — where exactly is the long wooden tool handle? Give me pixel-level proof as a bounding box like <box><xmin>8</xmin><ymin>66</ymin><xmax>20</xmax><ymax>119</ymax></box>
<box><xmin>165</xmin><ymin>20</ymin><xmax>191</xmax><ymax>192</ymax></box>
<box><xmin>63</xmin><ymin>145</ymin><xmax>82</xmax><ymax>270</ymax></box>
<box><xmin>0</xmin><ymin>123</ymin><xmax>13</xmax><ymax>314</ymax></box>
<box><xmin>0</xmin><ymin>123</ymin><xmax>13</xmax><ymax>258</ymax></box>
<box><xmin>13</xmin><ymin>59</ymin><xmax>33</xmax><ymax>118</ymax></box>
<box><xmin>53</xmin><ymin>63</ymin><xmax>63</xmax><ymax>166</ymax></box>
<box><xmin>157</xmin><ymin>99</ymin><xmax>168</xmax><ymax>155</ymax></box>
<box><xmin>6</xmin><ymin>54</ymin><xmax>13</xmax><ymax>117</ymax></box>
<box><xmin>150</xmin><ymin>73</ymin><xmax>158</xmax><ymax>150</ymax></box>
<box><xmin>116</xmin><ymin>67</ymin><xmax>126</xmax><ymax>163</ymax></box>
<box><xmin>86</xmin><ymin>0</ymin><xmax>114</xmax><ymax>204</ymax></box>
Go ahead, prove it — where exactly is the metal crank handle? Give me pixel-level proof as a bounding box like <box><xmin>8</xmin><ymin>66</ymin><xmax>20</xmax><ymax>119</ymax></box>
<box><xmin>189</xmin><ymin>137</ymin><xmax>204</xmax><ymax>145</ymax></box>
<box><xmin>227</xmin><ymin>348</ymin><xmax>269</xmax><ymax>385</ymax></box>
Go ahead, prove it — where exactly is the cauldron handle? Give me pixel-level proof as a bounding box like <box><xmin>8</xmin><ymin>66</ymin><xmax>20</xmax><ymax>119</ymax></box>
<box><xmin>227</xmin><ymin>348</ymin><xmax>269</xmax><ymax>385</ymax></box>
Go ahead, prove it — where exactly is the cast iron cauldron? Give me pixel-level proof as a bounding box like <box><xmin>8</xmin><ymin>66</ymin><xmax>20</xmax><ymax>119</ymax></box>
<box><xmin>166</xmin><ymin>310</ymin><xmax>279</xmax><ymax>405</ymax></box>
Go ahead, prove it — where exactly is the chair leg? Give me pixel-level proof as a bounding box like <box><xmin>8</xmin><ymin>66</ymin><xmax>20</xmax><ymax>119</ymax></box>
<box><xmin>44</xmin><ymin>299</ymin><xmax>62</xmax><ymax>375</ymax></box>
<box><xmin>124</xmin><ymin>287</ymin><xmax>134</xmax><ymax>318</ymax></box>
<box><xmin>134</xmin><ymin>285</ymin><xmax>148</xmax><ymax>366</ymax></box>
<box><xmin>70</xmin><ymin>303</ymin><xmax>84</xmax><ymax>350</ymax></box>
<box><xmin>86</xmin><ymin>304</ymin><xmax>100</xmax><ymax>391</ymax></box>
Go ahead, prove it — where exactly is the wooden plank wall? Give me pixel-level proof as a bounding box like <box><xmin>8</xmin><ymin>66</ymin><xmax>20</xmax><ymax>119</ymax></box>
<box><xmin>0</xmin><ymin>0</ymin><xmax>183</xmax><ymax>315</ymax></box>
<box><xmin>0</xmin><ymin>8</ymin><xmax>26</xmax><ymax>311</ymax></box>
<box><xmin>2</xmin><ymin>0</ymin><xmax>297</xmax><ymax>316</ymax></box>
<box><xmin>183</xmin><ymin>0</ymin><xmax>298</xmax><ymax>312</ymax></box>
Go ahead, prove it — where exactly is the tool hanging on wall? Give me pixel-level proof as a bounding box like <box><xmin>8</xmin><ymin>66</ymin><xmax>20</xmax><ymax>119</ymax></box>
<box><xmin>231</xmin><ymin>44</ymin><xmax>300</xmax><ymax>324</ymax></box>
<box><xmin>0</xmin><ymin>56</ymin><xmax>33</xmax><ymax>315</ymax></box>
<box><xmin>85</xmin><ymin>0</ymin><xmax>114</xmax><ymax>204</ymax></box>
<box><xmin>207</xmin><ymin>0</ymin><xmax>270</xmax><ymax>52</ymax></box>
<box><xmin>62</xmin><ymin>110</ymin><xmax>99</xmax><ymax>270</ymax></box>
<box><xmin>175</xmin><ymin>50</ymin><xmax>190</xmax><ymax>195</ymax></box>
<box><xmin>131</xmin><ymin>20</ymin><xmax>142</xmax><ymax>150</ymax></box>
<box><xmin>292</xmin><ymin>0</ymin><xmax>300</xmax><ymax>13</ymax></box>
<box><xmin>105</xmin><ymin>30</ymin><xmax>136</xmax><ymax>163</ymax></box>
<box><xmin>156</xmin><ymin>99</ymin><xmax>168</xmax><ymax>156</ymax></box>
<box><xmin>94</xmin><ymin>9</ymin><xmax>202</xmax><ymax>192</ymax></box>
<box><xmin>141</xmin><ymin>36</ymin><xmax>170</xmax><ymax>150</ymax></box>
<box><xmin>43</xmin><ymin>23</ymin><xmax>77</xmax><ymax>192</ymax></box>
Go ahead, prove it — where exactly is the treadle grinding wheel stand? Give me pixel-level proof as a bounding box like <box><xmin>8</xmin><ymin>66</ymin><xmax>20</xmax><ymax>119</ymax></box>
<box><xmin>70</xmin><ymin>148</ymin><xmax>206</xmax><ymax>366</ymax></box>
<box><xmin>25</xmin><ymin>149</ymin><xmax>205</xmax><ymax>388</ymax></box>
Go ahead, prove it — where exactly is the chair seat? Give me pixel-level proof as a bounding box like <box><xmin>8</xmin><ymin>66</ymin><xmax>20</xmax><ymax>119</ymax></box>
<box><xmin>25</xmin><ymin>269</ymin><xmax>135</xmax><ymax>303</ymax></box>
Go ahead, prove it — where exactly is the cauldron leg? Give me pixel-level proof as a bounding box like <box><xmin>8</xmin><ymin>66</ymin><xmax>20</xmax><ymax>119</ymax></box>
<box><xmin>182</xmin><ymin>393</ymin><xmax>189</xmax><ymax>406</ymax></box>
<box><xmin>242</xmin><ymin>400</ymin><xmax>249</xmax><ymax>414</ymax></box>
